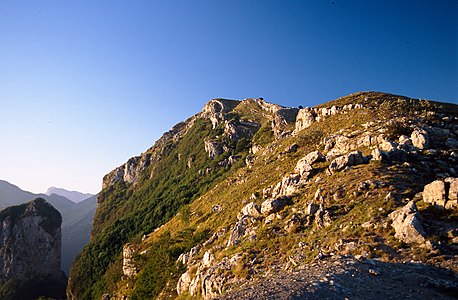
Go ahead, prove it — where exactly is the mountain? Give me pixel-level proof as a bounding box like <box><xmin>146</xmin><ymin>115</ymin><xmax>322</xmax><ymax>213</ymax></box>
<box><xmin>0</xmin><ymin>180</ymin><xmax>75</xmax><ymax>211</ymax></box>
<box><xmin>61</xmin><ymin>195</ymin><xmax>97</xmax><ymax>274</ymax></box>
<box><xmin>46</xmin><ymin>187</ymin><xmax>94</xmax><ymax>203</ymax></box>
<box><xmin>0</xmin><ymin>180</ymin><xmax>97</xmax><ymax>275</ymax></box>
<box><xmin>0</xmin><ymin>198</ymin><xmax>67</xmax><ymax>299</ymax></box>
<box><xmin>68</xmin><ymin>92</ymin><xmax>458</xmax><ymax>300</ymax></box>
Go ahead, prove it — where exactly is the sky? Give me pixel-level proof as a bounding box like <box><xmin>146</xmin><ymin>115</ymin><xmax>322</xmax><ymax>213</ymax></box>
<box><xmin>0</xmin><ymin>0</ymin><xmax>457</xmax><ymax>194</ymax></box>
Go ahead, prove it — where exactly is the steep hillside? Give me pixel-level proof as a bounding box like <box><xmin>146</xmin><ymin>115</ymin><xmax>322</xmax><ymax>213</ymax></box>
<box><xmin>0</xmin><ymin>198</ymin><xmax>67</xmax><ymax>299</ymax></box>
<box><xmin>61</xmin><ymin>195</ymin><xmax>97</xmax><ymax>274</ymax></box>
<box><xmin>68</xmin><ymin>92</ymin><xmax>458</xmax><ymax>299</ymax></box>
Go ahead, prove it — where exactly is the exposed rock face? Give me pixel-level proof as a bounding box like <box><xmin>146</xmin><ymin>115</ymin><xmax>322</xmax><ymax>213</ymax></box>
<box><xmin>202</xmin><ymin>99</ymin><xmax>240</xmax><ymax>128</ymax></box>
<box><xmin>389</xmin><ymin>201</ymin><xmax>426</xmax><ymax>244</ymax></box>
<box><xmin>295</xmin><ymin>108</ymin><xmax>316</xmax><ymax>132</ymax></box>
<box><xmin>204</xmin><ymin>139</ymin><xmax>226</xmax><ymax>159</ymax></box>
<box><xmin>122</xmin><ymin>243</ymin><xmax>138</xmax><ymax>277</ymax></box>
<box><xmin>0</xmin><ymin>198</ymin><xmax>66</xmax><ymax>299</ymax></box>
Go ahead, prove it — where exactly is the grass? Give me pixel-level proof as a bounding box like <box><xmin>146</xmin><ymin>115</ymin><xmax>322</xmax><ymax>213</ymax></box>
<box><xmin>70</xmin><ymin>92</ymin><xmax>458</xmax><ymax>299</ymax></box>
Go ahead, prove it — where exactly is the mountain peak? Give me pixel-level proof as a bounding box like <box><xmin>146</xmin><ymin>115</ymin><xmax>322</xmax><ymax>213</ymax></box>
<box><xmin>45</xmin><ymin>187</ymin><xmax>94</xmax><ymax>203</ymax></box>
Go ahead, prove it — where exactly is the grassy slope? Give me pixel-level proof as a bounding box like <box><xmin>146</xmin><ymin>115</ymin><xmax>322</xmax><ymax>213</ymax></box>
<box><xmin>71</xmin><ymin>92</ymin><xmax>458</xmax><ymax>299</ymax></box>
<box><xmin>68</xmin><ymin>100</ymin><xmax>283</xmax><ymax>299</ymax></box>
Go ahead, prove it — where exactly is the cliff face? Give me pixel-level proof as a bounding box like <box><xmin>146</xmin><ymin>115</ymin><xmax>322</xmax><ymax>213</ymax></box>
<box><xmin>0</xmin><ymin>198</ymin><xmax>67</xmax><ymax>299</ymax></box>
<box><xmin>69</xmin><ymin>92</ymin><xmax>458</xmax><ymax>300</ymax></box>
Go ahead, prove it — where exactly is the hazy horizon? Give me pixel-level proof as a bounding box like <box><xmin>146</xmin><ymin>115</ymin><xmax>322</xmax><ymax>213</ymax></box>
<box><xmin>1</xmin><ymin>0</ymin><xmax>456</xmax><ymax>194</ymax></box>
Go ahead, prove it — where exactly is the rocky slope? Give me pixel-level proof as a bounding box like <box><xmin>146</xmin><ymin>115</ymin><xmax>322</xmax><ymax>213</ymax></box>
<box><xmin>68</xmin><ymin>92</ymin><xmax>458</xmax><ymax>299</ymax></box>
<box><xmin>0</xmin><ymin>198</ymin><xmax>67</xmax><ymax>299</ymax></box>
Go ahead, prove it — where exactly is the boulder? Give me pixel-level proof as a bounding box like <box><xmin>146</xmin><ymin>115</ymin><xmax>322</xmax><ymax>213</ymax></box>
<box><xmin>445</xmin><ymin>177</ymin><xmax>458</xmax><ymax>209</ymax></box>
<box><xmin>328</xmin><ymin>150</ymin><xmax>365</xmax><ymax>174</ymax></box>
<box><xmin>411</xmin><ymin>129</ymin><xmax>429</xmax><ymax>149</ymax></box>
<box><xmin>294</xmin><ymin>151</ymin><xmax>324</xmax><ymax>176</ymax></box>
<box><xmin>204</xmin><ymin>139</ymin><xmax>225</xmax><ymax>158</ymax></box>
<box><xmin>423</xmin><ymin>180</ymin><xmax>447</xmax><ymax>208</ymax></box>
<box><xmin>272</xmin><ymin>174</ymin><xmax>301</xmax><ymax>197</ymax></box>
<box><xmin>389</xmin><ymin>201</ymin><xmax>426</xmax><ymax>244</ymax></box>
<box><xmin>295</xmin><ymin>108</ymin><xmax>316</xmax><ymax>132</ymax></box>
<box><xmin>371</xmin><ymin>148</ymin><xmax>388</xmax><ymax>162</ymax></box>
<box><xmin>238</xmin><ymin>202</ymin><xmax>262</xmax><ymax>219</ymax></box>
<box><xmin>261</xmin><ymin>196</ymin><xmax>291</xmax><ymax>215</ymax></box>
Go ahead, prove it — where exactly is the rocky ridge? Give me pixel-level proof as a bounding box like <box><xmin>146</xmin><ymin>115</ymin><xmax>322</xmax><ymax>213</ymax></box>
<box><xmin>0</xmin><ymin>198</ymin><xmax>67</xmax><ymax>299</ymax></box>
<box><xmin>69</xmin><ymin>92</ymin><xmax>458</xmax><ymax>300</ymax></box>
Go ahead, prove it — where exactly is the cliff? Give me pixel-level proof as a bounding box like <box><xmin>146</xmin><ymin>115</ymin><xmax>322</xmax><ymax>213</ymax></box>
<box><xmin>0</xmin><ymin>198</ymin><xmax>67</xmax><ymax>299</ymax></box>
<box><xmin>68</xmin><ymin>92</ymin><xmax>458</xmax><ymax>299</ymax></box>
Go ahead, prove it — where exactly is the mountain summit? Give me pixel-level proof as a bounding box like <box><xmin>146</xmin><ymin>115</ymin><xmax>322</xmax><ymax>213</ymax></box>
<box><xmin>68</xmin><ymin>92</ymin><xmax>458</xmax><ymax>299</ymax></box>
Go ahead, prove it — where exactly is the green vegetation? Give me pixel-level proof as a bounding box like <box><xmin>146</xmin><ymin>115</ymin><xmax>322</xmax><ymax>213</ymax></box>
<box><xmin>0</xmin><ymin>198</ymin><xmax>61</xmax><ymax>235</ymax></box>
<box><xmin>69</xmin><ymin>116</ymin><xmax>257</xmax><ymax>299</ymax></box>
<box><xmin>69</xmin><ymin>92</ymin><xmax>457</xmax><ymax>299</ymax></box>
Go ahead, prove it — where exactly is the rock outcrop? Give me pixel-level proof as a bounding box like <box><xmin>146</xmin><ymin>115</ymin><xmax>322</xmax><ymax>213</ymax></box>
<box><xmin>0</xmin><ymin>198</ymin><xmax>67</xmax><ymax>299</ymax></box>
<box><xmin>389</xmin><ymin>201</ymin><xmax>426</xmax><ymax>244</ymax></box>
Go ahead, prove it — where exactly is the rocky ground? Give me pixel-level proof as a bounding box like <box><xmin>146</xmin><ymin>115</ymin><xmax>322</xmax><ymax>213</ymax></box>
<box><xmin>217</xmin><ymin>255</ymin><xmax>458</xmax><ymax>300</ymax></box>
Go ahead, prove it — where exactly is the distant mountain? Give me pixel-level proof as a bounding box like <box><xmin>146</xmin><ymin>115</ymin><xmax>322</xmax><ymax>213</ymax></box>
<box><xmin>0</xmin><ymin>180</ymin><xmax>97</xmax><ymax>275</ymax></box>
<box><xmin>0</xmin><ymin>180</ymin><xmax>74</xmax><ymax>211</ymax></box>
<box><xmin>46</xmin><ymin>187</ymin><xmax>94</xmax><ymax>203</ymax></box>
<box><xmin>61</xmin><ymin>194</ymin><xmax>97</xmax><ymax>274</ymax></box>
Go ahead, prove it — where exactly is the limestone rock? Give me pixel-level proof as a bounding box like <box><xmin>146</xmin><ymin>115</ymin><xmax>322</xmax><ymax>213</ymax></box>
<box><xmin>227</xmin><ymin>216</ymin><xmax>256</xmax><ymax>247</ymax></box>
<box><xmin>389</xmin><ymin>201</ymin><xmax>426</xmax><ymax>244</ymax></box>
<box><xmin>423</xmin><ymin>180</ymin><xmax>446</xmax><ymax>208</ymax></box>
<box><xmin>261</xmin><ymin>196</ymin><xmax>291</xmax><ymax>215</ymax></box>
<box><xmin>294</xmin><ymin>151</ymin><xmax>324</xmax><ymax>175</ymax></box>
<box><xmin>306</xmin><ymin>203</ymin><xmax>319</xmax><ymax>215</ymax></box>
<box><xmin>177</xmin><ymin>270</ymin><xmax>192</xmax><ymax>294</ymax></box>
<box><xmin>122</xmin><ymin>243</ymin><xmax>138</xmax><ymax>277</ymax></box>
<box><xmin>371</xmin><ymin>148</ymin><xmax>388</xmax><ymax>162</ymax></box>
<box><xmin>445</xmin><ymin>177</ymin><xmax>458</xmax><ymax>201</ymax></box>
<box><xmin>295</xmin><ymin>108</ymin><xmax>316</xmax><ymax>132</ymax></box>
<box><xmin>238</xmin><ymin>202</ymin><xmax>262</xmax><ymax>219</ymax></box>
<box><xmin>204</xmin><ymin>139</ymin><xmax>226</xmax><ymax>159</ymax></box>
<box><xmin>0</xmin><ymin>198</ymin><xmax>67</xmax><ymax>298</ymax></box>
<box><xmin>328</xmin><ymin>150</ymin><xmax>365</xmax><ymax>174</ymax></box>
<box><xmin>411</xmin><ymin>129</ymin><xmax>429</xmax><ymax>149</ymax></box>
<box><xmin>272</xmin><ymin>173</ymin><xmax>302</xmax><ymax>197</ymax></box>
<box><xmin>202</xmin><ymin>99</ymin><xmax>240</xmax><ymax>128</ymax></box>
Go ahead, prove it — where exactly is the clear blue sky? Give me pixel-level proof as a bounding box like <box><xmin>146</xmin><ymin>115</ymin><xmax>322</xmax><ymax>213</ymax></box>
<box><xmin>0</xmin><ymin>0</ymin><xmax>456</xmax><ymax>194</ymax></box>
